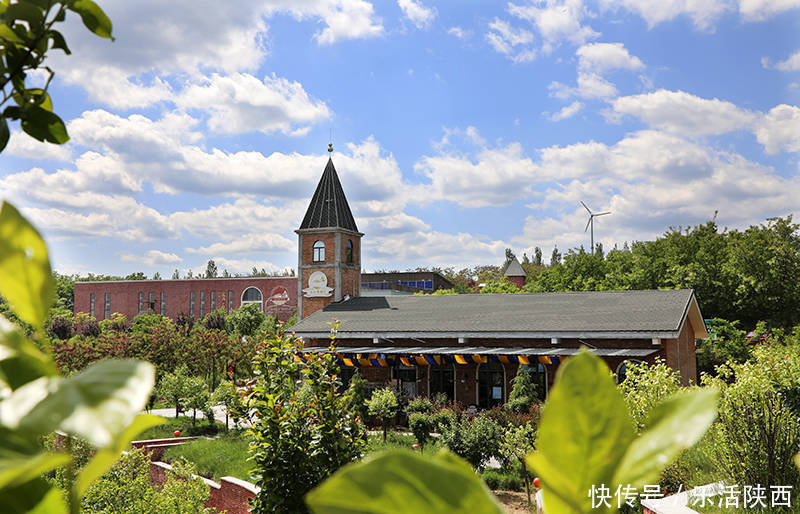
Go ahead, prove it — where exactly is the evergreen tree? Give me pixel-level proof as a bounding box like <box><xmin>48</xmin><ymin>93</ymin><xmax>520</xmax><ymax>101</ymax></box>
<box><xmin>205</xmin><ymin>259</ymin><xmax>218</xmax><ymax>278</ymax></box>
<box><xmin>506</xmin><ymin>368</ymin><xmax>538</xmax><ymax>413</ymax></box>
<box><xmin>152</xmin><ymin>272</ymin><xmax>161</xmax><ymax>280</ymax></box>
<box><xmin>521</xmin><ymin>253</ymin><xmax>530</xmax><ymax>265</ymax></box>
<box><xmin>172</xmin><ymin>269</ymin><xmax>180</xmax><ymax>279</ymax></box>
<box><xmin>550</xmin><ymin>246</ymin><xmax>561</xmax><ymax>266</ymax></box>
<box><xmin>533</xmin><ymin>247</ymin><xmax>543</xmax><ymax>266</ymax></box>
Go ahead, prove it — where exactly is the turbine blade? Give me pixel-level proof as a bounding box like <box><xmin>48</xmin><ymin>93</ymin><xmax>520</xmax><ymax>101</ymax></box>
<box><xmin>580</xmin><ymin>201</ymin><xmax>591</xmax><ymax>214</ymax></box>
<box><xmin>596</xmin><ymin>211</ymin><xmax>611</xmax><ymax>216</ymax></box>
<box><xmin>585</xmin><ymin>217</ymin><xmax>592</xmax><ymax>232</ymax></box>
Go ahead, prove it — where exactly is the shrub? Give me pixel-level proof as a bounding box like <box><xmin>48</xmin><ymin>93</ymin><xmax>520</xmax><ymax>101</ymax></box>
<box><xmin>99</xmin><ymin>312</ymin><xmax>129</xmax><ymax>333</ymax></box>
<box><xmin>432</xmin><ymin>408</ymin><xmax>457</xmax><ymax>432</ymax></box>
<box><xmin>484</xmin><ymin>405</ymin><xmax>536</xmax><ymax>428</ymax></box>
<box><xmin>49</xmin><ymin>315</ymin><xmax>73</xmax><ymax>340</ymax></box>
<box><xmin>702</xmin><ymin>345</ymin><xmax>800</xmax><ymax>491</ymax></box>
<box><xmin>246</xmin><ymin>326</ymin><xmax>365</xmax><ymax>513</ymax></box>
<box><xmin>408</xmin><ymin>413</ymin><xmax>434</xmax><ymax>450</ymax></box>
<box><xmin>130</xmin><ymin>312</ymin><xmax>168</xmax><ymax>334</ymax></box>
<box><xmin>226</xmin><ymin>303</ymin><xmax>265</xmax><ymax>338</ymax></box>
<box><xmin>506</xmin><ymin>367</ymin><xmax>538</xmax><ymax>413</ymax></box>
<box><xmin>480</xmin><ymin>468</ymin><xmax>524</xmax><ymax>492</ymax></box>
<box><xmin>158</xmin><ymin>365</ymin><xmax>192</xmax><ymax>418</ymax></box>
<box><xmin>175</xmin><ymin>313</ymin><xmax>194</xmax><ymax>335</ymax></box>
<box><xmin>499</xmin><ymin>422</ymin><xmax>537</xmax><ymax>502</ymax></box>
<box><xmin>697</xmin><ymin>318</ymin><xmax>751</xmax><ymax>375</ymax></box>
<box><xmin>439</xmin><ymin>412</ymin><xmax>502</xmax><ymax>470</ymax></box>
<box><xmin>73</xmin><ymin>312</ymin><xmax>100</xmax><ymax>337</ymax></box>
<box><xmin>368</xmin><ymin>387</ymin><xmax>399</xmax><ymax>443</ymax></box>
<box><xmin>203</xmin><ymin>309</ymin><xmax>227</xmax><ymax>331</ymax></box>
<box><xmin>406</xmin><ymin>396</ymin><xmax>434</xmax><ymax>415</ymax></box>
<box><xmin>618</xmin><ymin>358</ymin><xmax>681</xmax><ymax>432</ymax></box>
<box><xmin>346</xmin><ymin>370</ymin><xmax>370</xmax><ymax>425</ymax></box>
<box><xmin>659</xmin><ymin>457</ymin><xmax>695</xmax><ymax>495</ymax></box>
<box><xmin>432</xmin><ymin>392</ymin><xmax>449</xmax><ymax>407</ymax></box>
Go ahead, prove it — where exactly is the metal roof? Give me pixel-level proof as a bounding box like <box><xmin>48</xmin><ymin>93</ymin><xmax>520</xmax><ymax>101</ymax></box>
<box><xmin>292</xmin><ymin>289</ymin><xmax>702</xmax><ymax>339</ymax></box>
<box><xmin>298</xmin><ymin>157</ymin><xmax>358</xmax><ymax>232</ymax></box>
<box><xmin>303</xmin><ymin>345</ymin><xmax>660</xmax><ymax>357</ymax></box>
<box><xmin>503</xmin><ymin>257</ymin><xmax>526</xmax><ymax>277</ymax></box>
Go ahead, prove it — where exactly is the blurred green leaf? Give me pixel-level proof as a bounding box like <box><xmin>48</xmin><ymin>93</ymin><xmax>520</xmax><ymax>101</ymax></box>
<box><xmin>4</xmin><ymin>2</ymin><xmax>44</xmax><ymax>26</ymax></box>
<box><xmin>0</xmin><ymin>477</ymin><xmax>66</xmax><ymax>514</ymax></box>
<box><xmin>526</xmin><ymin>350</ymin><xmax>635</xmax><ymax>514</ymax></box>
<box><xmin>48</xmin><ymin>29</ymin><xmax>70</xmax><ymax>54</ymax></box>
<box><xmin>0</xmin><ymin>116</ymin><xmax>8</xmax><ymax>152</ymax></box>
<box><xmin>14</xmin><ymin>89</ymin><xmax>52</xmax><ymax>111</ymax></box>
<box><xmin>76</xmin><ymin>413</ymin><xmax>165</xmax><ymax>495</ymax></box>
<box><xmin>0</xmin><ymin>201</ymin><xmax>54</xmax><ymax>328</ymax></box>
<box><xmin>0</xmin><ymin>24</ymin><xmax>25</xmax><ymax>45</ymax></box>
<box><xmin>306</xmin><ymin>450</ymin><xmax>504</xmax><ymax>514</ymax></box>
<box><xmin>68</xmin><ymin>0</ymin><xmax>113</xmax><ymax>40</ymax></box>
<box><xmin>0</xmin><ymin>316</ymin><xmax>58</xmax><ymax>391</ymax></box>
<box><xmin>20</xmin><ymin>106</ymin><xmax>68</xmax><ymax>144</ymax></box>
<box><xmin>613</xmin><ymin>389</ymin><xmax>718</xmax><ymax>488</ymax></box>
<box><xmin>8</xmin><ymin>359</ymin><xmax>155</xmax><ymax>448</ymax></box>
<box><xmin>0</xmin><ymin>443</ymin><xmax>70</xmax><ymax>491</ymax></box>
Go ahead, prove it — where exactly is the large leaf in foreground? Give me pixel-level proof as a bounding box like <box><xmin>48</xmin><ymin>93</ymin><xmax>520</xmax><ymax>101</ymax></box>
<box><xmin>0</xmin><ymin>477</ymin><xmax>66</xmax><ymax>514</ymax></box>
<box><xmin>526</xmin><ymin>349</ymin><xmax>635</xmax><ymax>514</ymax></box>
<box><xmin>0</xmin><ymin>201</ymin><xmax>54</xmax><ymax>328</ymax></box>
<box><xmin>4</xmin><ymin>359</ymin><xmax>154</xmax><ymax>448</ymax></box>
<box><xmin>613</xmin><ymin>388</ymin><xmax>718</xmax><ymax>488</ymax></box>
<box><xmin>0</xmin><ymin>316</ymin><xmax>58</xmax><ymax>391</ymax></box>
<box><xmin>306</xmin><ymin>449</ymin><xmax>503</xmax><ymax>514</ymax></box>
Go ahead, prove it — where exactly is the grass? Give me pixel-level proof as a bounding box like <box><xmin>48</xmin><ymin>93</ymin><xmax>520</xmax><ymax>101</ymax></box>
<box><xmin>135</xmin><ymin>415</ymin><xmax>227</xmax><ymax>440</ymax></box>
<box><xmin>162</xmin><ymin>431</ymin><xmax>251</xmax><ymax>482</ymax></box>
<box><xmin>365</xmin><ymin>431</ymin><xmax>444</xmax><ymax>455</ymax></box>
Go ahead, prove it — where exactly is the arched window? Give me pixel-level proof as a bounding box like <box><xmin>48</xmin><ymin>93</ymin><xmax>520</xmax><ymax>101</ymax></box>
<box><xmin>241</xmin><ymin>287</ymin><xmax>263</xmax><ymax>311</ymax></box>
<box><xmin>429</xmin><ymin>364</ymin><xmax>454</xmax><ymax>403</ymax></box>
<box><xmin>346</xmin><ymin>239</ymin><xmax>354</xmax><ymax>264</ymax></box>
<box><xmin>478</xmin><ymin>362</ymin><xmax>505</xmax><ymax>408</ymax></box>
<box><xmin>313</xmin><ymin>240</ymin><xmax>325</xmax><ymax>262</ymax></box>
<box><xmin>616</xmin><ymin>360</ymin><xmax>643</xmax><ymax>384</ymax></box>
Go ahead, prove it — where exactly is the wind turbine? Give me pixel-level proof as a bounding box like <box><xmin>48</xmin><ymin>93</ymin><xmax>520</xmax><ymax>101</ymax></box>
<box><xmin>581</xmin><ymin>201</ymin><xmax>610</xmax><ymax>255</ymax></box>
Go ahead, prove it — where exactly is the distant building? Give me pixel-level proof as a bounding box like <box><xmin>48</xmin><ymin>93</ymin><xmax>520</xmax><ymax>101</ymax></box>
<box><xmin>360</xmin><ymin>271</ymin><xmax>453</xmax><ymax>295</ymax></box>
<box><xmin>502</xmin><ymin>256</ymin><xmax>527</xmax><ymax>289</ymax></box>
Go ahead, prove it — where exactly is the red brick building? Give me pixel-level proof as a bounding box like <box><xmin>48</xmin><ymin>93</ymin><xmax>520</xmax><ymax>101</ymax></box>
<box><xmin>74</xmin><ymin>277</ymin><xmax>297</xmax><ymax>321</ymax></box>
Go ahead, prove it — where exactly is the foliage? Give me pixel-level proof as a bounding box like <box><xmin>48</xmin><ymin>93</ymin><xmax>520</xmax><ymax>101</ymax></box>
<box><xmin>162</xmin><ymin>431</ymin><xmax>250</xmax><ymax>482</ymax></box>
<box><xmin>158</xmin><ymin>365</ymin><xmax>192</xmax><ymax>418</ymax></box>
<box><xmin>432</xmin><ymin>408</ymin><xmax>458</xmax><ymax>432</ymax></box>
<box><xmin>697</xmin><ymin>318</ymin><xmax>752</xmax><ymax>375</ymax></box>
<box><xmin>134</xmin><ymin>415</ymin><xmax>225</xmax><ymax>440</ymax></box>
<box><xmin>345</xmin><ymin>369</ymin><xmax>370</xmax><ymax>424</ymax></box>
<box><xmin>499</xmin><ymin>422</ymin><xmax>537</xmax><ymax>502</ymax></box>
<box><xmin>204</xmin><ymin>259</ymin><xmax>218</xmax><ymax>278</ymax></box>
<box><xmin>184</xmin><ymin>375</ymin><xmax>209</xmax><ymax>426</ymax></box>
<box><xmin>702</xmin><ymin>344</ymin><xmax>800</xmax><ymax>492</ymax></box>
<box><xmin>439</xmin><ymin>412</ymin><xmax>502</xmax><ymax>470</ymax></box>
<box><xmin>479</xmin><ymin>278</ymin><xmax>520</xmax><ymax>294</ymax></box>
<box><xmin>225</xmin><ymin>303</ymin><xmax>265</xmax><ymax>338</ymax></box>
<box><xmin>73</xmin><ymin>312</ymin><xmax>99</xmax><ymax>337</ymax></box>
<box><xmin>481</xmin><ymin>467</ymin><xmax>525</xmax><ymax>492</ymax></box>
<box><xmin>408</xmin><ymin>413</ymin><xmax>434</xmax><ymax>450</ymax></box>
<box><xmin>527</xmin><ymin>349</ymin><xmax>717</xmax><ymax>514</ymax></box>
<box><xmin>209</xmin><ymin>381</ymin><xmax>242</xmax><ymax>430</ymax></box>
<box><xmin>658</xmin><ymin>456</ymin><xmax>695</xmax><ymax>495</ymax></box>
<box><xmin>98</xmin><ymin>312</ymin><xmax>128</xmax><ymax>334</ymax></box>
<box><xmin>306</xmin><ymin>450</ymin><xmax>504</xmax><ymax>514</ymax></box>
<box><xmin>49</xmin><ymin>315</ymin><xmax>72</xmax><ymax>340</ymax></box>
<box><xmin>618</xmin><ymin>358</ymin><xmax>681</xmax><ymax>432</ymax></box>
<box><xmin>130</xmin><ymin>312</ymin><xmax>168</xmax><ymax>334</ymax></box>
<box><xmin>483</xmin><ymin>405</ymin><xmax>537</xmax><ymax>428</ymax></box>
<box><xmin>506</xmin><ymin>367</ymin><xmax>538</xmax><ymax>413</ymax></box>
<box><xmin>245</xmin><ymin>325</ymin><xmax>365</xmax><ymax>514</ymax></box>
<box><xmin>367</xmin><ymin>387</ymin><xmax>399</xmax><ymax>443</ymax></box>
<box><xmin>203</xmin><ymin>309</ymin><xmax>227</xmax><ymax>331</ymax></box>
<box><xmin>81</xmin><ymin>448</ymin><xmax>216</xmax><ymax>513</ymax></box>
<box><xmin>406</xmin><ymin>396</ymin><xmax>434</xmax><ymax>415</ymax></box>
<box><xmin>0</xmin><ymin>200</ymin><xmax>161</xmax><ymax>512</ymax></box>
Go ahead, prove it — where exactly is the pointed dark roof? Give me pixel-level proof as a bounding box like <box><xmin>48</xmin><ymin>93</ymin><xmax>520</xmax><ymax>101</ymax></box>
<box><xmin>299</xmin><ymin>157</ymin><xmax>359</xmax><ymax>232</ymax></box>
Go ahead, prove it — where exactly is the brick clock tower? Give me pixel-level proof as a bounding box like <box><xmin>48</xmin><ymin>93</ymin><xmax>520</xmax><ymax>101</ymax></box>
<box><xmin>296</xmin><ymin>145</ymin><xmax>363</xmax><ymax>320</ymax></box>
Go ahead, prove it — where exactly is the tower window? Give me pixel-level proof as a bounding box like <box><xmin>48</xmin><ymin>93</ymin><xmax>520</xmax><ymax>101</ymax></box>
<box><xmin>346</xmin><ymin>239</ymin><xmax>353</xmax><ymax>264</ymax></box>
<box><xmin>313</xmin><ymin>240</ymin><xmax>325</xmax><ymax>262</ymax></box>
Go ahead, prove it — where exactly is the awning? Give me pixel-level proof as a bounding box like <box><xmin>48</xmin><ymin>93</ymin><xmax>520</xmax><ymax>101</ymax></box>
<box><xmin>297</xmin><ymin>346</ymin><xmax>660</xmax><ymax>367</ymax></box>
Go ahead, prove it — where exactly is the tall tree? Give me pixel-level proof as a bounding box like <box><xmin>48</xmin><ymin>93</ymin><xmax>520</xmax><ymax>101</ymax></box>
<box><xmin>550</xmin><ymin>246</ymin><xmax>561</xmax><ymax>266</ymax></box>
<box><xmin>152</xmin><ymin>272</ymin><xmax>161</xmax><ymax>280</ymax></box>
<box><xmin>205</xmin><ymin>259</ymin><xmax>218</xmax><ymax>278</ymax></box>
<box><xmin>171</xmin><ymin>269</ymin><xmax>180</xmax><ymax>280</ymax></box>
<box><xmin>533</xmin><ymin>247</ymin><xmax>543</xmax><ymax>266</ymax></box>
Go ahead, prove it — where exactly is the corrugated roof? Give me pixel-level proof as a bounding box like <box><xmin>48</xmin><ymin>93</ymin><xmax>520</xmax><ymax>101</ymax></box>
<box><xmin>503</xmin><ymin>257</ymin><xmax>526</xmax><ymax>277</ymax></box>
<box><xmin>299</xmin><ymin>158</ymin><xmax>358</xmax><ymax>232</ymax></box>
<box><xmin>292</xmin><ymin>289</ymin><xmax>699</xmax><ymax>337</ymax></box>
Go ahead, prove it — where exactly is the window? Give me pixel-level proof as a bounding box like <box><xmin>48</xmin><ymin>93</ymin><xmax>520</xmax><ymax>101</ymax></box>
<box><xmin>429</xmin><ymin>364</ymin><xmax>454</xmax><ymax>403</ymax></box>
<box><xmin>346</xmin><ymin>239</ymin><xmax>353</xmax><ymax>263</ymax></box>
<box><xmin>190</xmin><ymin>292</ymin><xmax>195</xmax><ymax>316</ymax></box>
<box><xmin>200</xmin><ymin>291</ymin><xmax>205</xmax><ymax>317</ymax></box>
<box><xmin>104</xmin><ymin>293</ymin><xmax>110</xmax><ymax>320</ymax></box>
<box><xmin>228</xmin><ymin>290</ymin><xmax>233</xmax><ymax>312</ymax></box>
<box><xmin>160</xmin><ymin>292</ymin><xmax>166</xmax><ymax>315</ymax></box>
<box><xmin>211</xmin><ymin>291</ymin><xmax>216</xmax><ymax>311</ymax></box>
<box><xmin>521</xmin><ymin>363</ymin><xmax>548</xmax><ymax>401</ymax></box>
<box><xmin>138</xmin><ymin>292</ymin><xmax>143</xmax><ymax>314</ymax></box>
<box><xmin>478</xmin><ymin>362</ymin><xmax>505</xmax><ymax>408</ymax></box>
<box><xmin>148</xmin><ymin>292</ymin><xmax>155</xmax><ymax>312</ymax></box>
<box><xmin>616</xmin><ymin>360</ymin><xmax>643</xmax><ymax>384</ymax></box>
<box><xmin>313</xmin><ymin>240</ymin><xmax>325</xmax><ymax>262</ymax></box>
<box><xmin>241</xmin><ymin>287</ymin><xmax>263</xmax><ymax>311</ymax></box>
<box><xmin>89</xmin><ymin>293</ymin><xmax>95</xmax><ymax>318</ymax></box>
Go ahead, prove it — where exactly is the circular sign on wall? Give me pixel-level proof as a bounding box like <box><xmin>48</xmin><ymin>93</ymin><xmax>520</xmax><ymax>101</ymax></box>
<box><xmin>303</xmin><ymin>271</ymin><xmax>333</xmax><ymax>297</ymax></box>
<box><xmin>269</xmin><ymin>287</ymin><xmax>290</xmax><ymax>305</ymax></box>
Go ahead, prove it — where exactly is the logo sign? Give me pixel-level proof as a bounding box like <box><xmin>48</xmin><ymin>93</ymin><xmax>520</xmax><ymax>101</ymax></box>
<box><xmin>303</xmin><ymin>271</ymin><xmax>333</xmax><ymax>298</ymax></box>
<box><xmin>269</xmin><ymin>287</ymin><xmax>290</xmax><ymax>305</ymax></box>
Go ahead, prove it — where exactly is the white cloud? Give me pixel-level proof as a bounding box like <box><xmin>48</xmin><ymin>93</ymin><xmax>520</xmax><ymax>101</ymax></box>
<box><xmin>186</xmin><ymin>234</ymin><xmax>295</xmax><ymax>256</ymax></box>
<box><xmin>550</xmin><ymin>72</ymin><xmax>618</xmax><ymax>99</ymax></box>
<box><xmin>397</xmin><ymin>0</ymin><xmax>437</xmax><ymax>29</ymax></box>
<box><xmin>3</xmin><ymin>133</ymin><xmax>73</xmax><ymax>161</ymax></box>
<box><xmin>176</xmin><ymin>73</ymin><xmax>330</xmax><ymax>135</ymax></box>
<box><xmin>755</xmin><ymin>104</ymin><xmax>800</xmax><ymax>154</ymax></box>
<box><xmin>62</xmin><ymin>67</ymin><xmax>173</xmax><ymax>110</ymax></box>
<box><xmin>486</xmin><ymin>18</ymin><xmax>537</xmax><ymax>63</ymax></box>
<box><xmin>508</xmin><ymin>0</ymin><xmax>599</xmax><ymax>54</ymax></box>
<box><xmin>121</xmin><ymin>250</ymin><xmax>182</xmax><ymax>267</ymax></box>
<box><xmin>599</xmin><ymin>0</ymin><xmax>730</xmax><ymax>30</ymax></box>
<box><xmin>739</xmin><ymin>0</ymin><xmax>800</xmax><ymax>21</ymax></box>
<box><xmin>546</xmin><ymin>101</ymin><xmax>585</xmax><ymax>121</ymax></box>
<box><xmin>765</xmin><ymin>50</ymin><xmax>800</xmax><ymax>71</ymax></box>
<box><xmin>447</xmin><ymin>26</ymin><xmax>470</xmax><ymax>39</ymax></box>
<box><xmin>610</xmin><ymin>89</ymin><xmax>757</xmax><ymax>136</ymax></box>
<box><xmin>576</xmin><ymin>42</ymin><xmax>644</xmax><ymax>73</ymax></box>
<box><xmin>366</xmin><ymin>230</ymin><xmax>508</xmax><ymax>269</ymax></box>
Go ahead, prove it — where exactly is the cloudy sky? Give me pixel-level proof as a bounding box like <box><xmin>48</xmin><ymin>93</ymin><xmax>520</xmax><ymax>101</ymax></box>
<box><xmin>0</xmin><ymin>0</ymin><xmax>798</xmax><ymax>276</ymax></box>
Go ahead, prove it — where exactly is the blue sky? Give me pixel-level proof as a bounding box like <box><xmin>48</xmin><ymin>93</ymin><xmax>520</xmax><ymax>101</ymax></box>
<box><xmin>1</xmin><ymin>0</ymin><xmax>799</xmax><ymax>276</ymax></box>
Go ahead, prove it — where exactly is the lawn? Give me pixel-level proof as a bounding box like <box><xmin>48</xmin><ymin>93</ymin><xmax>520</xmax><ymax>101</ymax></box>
<box><xmin>135</xmin><ymin>415</ymin><xmax>227</xmax><ymax>440</ymax></box>
<box><xmin>161</xmin><ymin>431</ymin><xmax>252</xmax><ymax>482</ymax></box>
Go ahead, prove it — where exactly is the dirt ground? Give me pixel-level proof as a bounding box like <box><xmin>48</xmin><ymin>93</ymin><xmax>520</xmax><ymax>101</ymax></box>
<box><xmin>493</xmin><ymin>490</ymin><xmax>533</xmax><ymax>513</ymax></box>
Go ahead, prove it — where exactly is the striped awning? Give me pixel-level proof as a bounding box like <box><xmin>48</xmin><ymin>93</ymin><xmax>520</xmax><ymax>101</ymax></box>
<box><xmin>297</xmin><ymin>346</ymin><xmax>659</xmax><ymax>367</ymax></box>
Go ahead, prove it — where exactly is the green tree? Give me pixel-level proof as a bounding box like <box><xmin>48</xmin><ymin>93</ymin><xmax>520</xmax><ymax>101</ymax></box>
<box><xmin>368</xmin><ymin>387</ymin><xmax>399</xmax><ymax>443</ymax></box>
<box><xmin>550</xmin><ymin>246</ymin><xmax>561</xmax><ymax>265</ymax></box>
<box><xmin>171</xmin><ymin>269</ymin><xmax>180</xmax><ymax>280</ymax></box>
<box><xmin>499</xmin><ymin>422</ymin><xmax>537</xmax><ymax>503</ymax></box>
<box><xmin>617</xmin><ymin>358</ymin><xmax>681</xmax><ymax>433</ymax></box>
<box><xmin>152</xmin><ymin>272</ymin><xmax>161</xmax><ymax>280</ymax></box>
<box><xmin>479</xmin><ymin>279</ymin><xmax>520</xmax><ymax>294</ymax></box>
<box><xmin>506</xmin><ymin>367</ymin><xmax>538</xmax><ymax>412</ymax></box>
<box><xmin>158</xmin><ymin>366</ymin><xmax>191</xmax><ymax>418</ymax></box>
<box><xmin>226</xmin><ymin>303</ymin><xmax>265</xmax><ymax>338</ymax></box>
<box><xmin>184</xmin><ymin>375</ymin><xmax>209</xmax><ymax>427</ymax></box>
<box><xmin>124</xmin><ymin>272</ymin><xmax>146</xmax><ymax>280</ymax></box>
<box><xmin>346</xmin><ymin>369</ymin><xmax>370</xmax><ymax>424</ymax></box>
<box><xmin>205</xmin><ymin>259</ymin><xmax>218</xmax><ymax>278</ymax></box>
